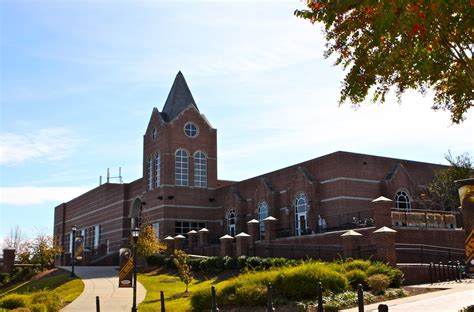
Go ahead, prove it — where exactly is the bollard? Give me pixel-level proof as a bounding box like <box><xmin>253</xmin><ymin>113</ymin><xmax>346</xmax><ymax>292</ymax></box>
<box><xmin>211</xmin><ymin>286</ymin><xmax>219</xmax><ymax>312</ymax></box>
<box><xmin>316</xmin><ymin>281</ymin><xmax>323</xmax><ymax>312</ymax></box>
<box><xmin>378</xmin><ymin>303</ymin><xmax>389</xmax><ymax>312</ymax></box>
<box><xmin>267</xmin><ymin>283</ymin><xmax>275</xmax><ymax>312</ymax></box>
<box><xmin>160</xmin><ymin>290</ymin><xmax>165</xmax><ymax>312</ymax></box>
<box><xmin>357</xmin><ymin>284</ymin><xmax>364</xmax><ymax>312</ymax></box>
<box><xmin>437</xmin><ymin>262</ymin><xmax>442</xmax><ymax>282</ymax></box>
<box><xmin>96</xmin><ymin>296</ymin><xmax>100</xmax><ymax>312</ymax></box>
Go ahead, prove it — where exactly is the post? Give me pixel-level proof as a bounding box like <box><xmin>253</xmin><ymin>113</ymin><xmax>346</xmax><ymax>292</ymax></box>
<box><xmin>429</xmin><ymin>262</ymin><xmax>433</xmax><ymax>284</ymax></box>
<box><xmin>160</xmin><ymin>290</ymin><xmax>165</xmax><ymax>312</ymax></box>
<box><xmin>211</xmin><ymin>286</ymin><xmax>219</xmax><ymax>312</ymax></box>
<box><xmin>131</xmin><ymin>227</ymin><xmax>140</xmax><ymax>312</ymax></box>
<box><xmin>378</xmin><ymin>304</ymin><xmax>389</xmax><ymax>312</ymax></box>
<box><xmin>267</xmin><ymin>283</ymin><xmax>275</xmax><ymax>312</ymax></box>
<box><xmin>316</xmin><ymin>281</ymin><xmax>323</xmax><ymax>312</ymax></box>
<box><xmin>357</xmin><ymin>284</ymin><xmax>364</xmax><ymax>312</ymax></box>
<box><xmin>71</xmin><ymin>225</ymin><xmax>77</xmax><ymax>278</ymax></box>
<box><xmin>96</xmin><ymin>296</ymin><xmax>100</xmax><ymax>312</ymax></box>
<box><xmin>2</xmin><ymin>249</ymin><xmax>15</xmax><ymax>274</ymax></box>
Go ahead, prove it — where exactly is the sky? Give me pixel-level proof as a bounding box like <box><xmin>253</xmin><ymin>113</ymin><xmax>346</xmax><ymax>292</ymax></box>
<box><xmin>1</xmin><ymin>0</ymin><xmax>473</xmax><ymax>243</ymax></box>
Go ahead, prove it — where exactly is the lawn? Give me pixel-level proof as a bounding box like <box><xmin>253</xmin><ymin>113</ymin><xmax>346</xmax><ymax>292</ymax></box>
<box><xmin>138</xmin><ymin>271</ymin><xmax>217</xmax><ymax>312</ymax></box>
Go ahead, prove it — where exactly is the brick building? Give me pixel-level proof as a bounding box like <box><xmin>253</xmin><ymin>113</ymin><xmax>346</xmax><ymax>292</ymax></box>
<box><xmin>54</xmin><ymin>72</ymin><xmax>464</xmax><ymax>264</ymax></box>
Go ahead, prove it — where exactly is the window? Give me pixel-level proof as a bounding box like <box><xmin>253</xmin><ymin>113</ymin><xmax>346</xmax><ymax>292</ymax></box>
<box><xmin>175</xmin><ymin>221</ymin><xmax>206</xmax><ymax>235</ymax></box>
<box><xmin>68</xmin><ymin>233</ymin><xmax>73</xmax><ymax>253</ymax></box>
<box><xmin>395</xmin><ymin>190</ymin><xmax>411</xmax><ymax>210</ymax></box>
<box><xmin>258</xmin><ymin>202</ymin><xmax>268</xmax><ymax>240</ymax></box>
<box><xmin>155</xmin><ymin>152</ymin><xmax>161</xmax><ymax>188</ymax></box>
<box><xmin>295</xmin><ymin>193</ymin><xmax>309</xmax><ymax>236</ymax></box>
<box><xmin>194</xmin><ymin>151</ymin><xmax>207</xmax><ymax>188</ymax></box>
<box><xmin>227</xmin><ymin>209</ymin><xmax>236</xmax><ymax>236</ymax></box>
<box><xmin>175</xmin><ymin>149</ymin><xmax>189</xmax><ymax>186</ymax></box>
<box><xmin>152</xmin><ymin>223</ymin><xmax>160</xmax><ymax>239</ymax></box>
<box><xmin>147</xmin><ymin>156</ymin><xmax>153</xmax><ymax>190</ymax></box>
<box><xmin>184</xmin><ymin>122</ymin><xmax>198</xmax><ymax>138</ymax></box>
<box><xmin>152</xmin><ymin>127</ymin><xmax>157</xmax><ymax>140</ymax></box>
<box><xmin>93</xmin><ymin>225</ymin><xmax>100</xmax><ymax>248</ymax></box>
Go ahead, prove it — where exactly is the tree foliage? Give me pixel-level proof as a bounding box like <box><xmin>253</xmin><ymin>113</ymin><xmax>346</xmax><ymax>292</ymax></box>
<box><xmin>137</xmin><ymin>224</ymin><xmax>166</xmax><ymax>257</ymax></box>
<box><xmin>427</xmin><ymin>151</ymin><xmax>472</xmax><ymax>210</ymax></box>
<box><xmin>173</xmin><ymin>249</ymin><xmax>193</xmax><ymax>293</ymax></box>
<box><xmin>295</xmin><ymin>0</ymin><xmax>473</xmax><ymax>123</ymax></box>
<box><xmin>29</xmin><ymin>233</ymin><xmax>62</xmax><ymax>270</ymax></box>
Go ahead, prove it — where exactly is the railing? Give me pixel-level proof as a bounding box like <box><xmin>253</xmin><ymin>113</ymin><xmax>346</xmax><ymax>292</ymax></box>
<box><xmin>391</xmin><ymin>209</ymin><xmax>460</xmax><ymax>228</ymax></box>
<box><xmin>253</xmin><ymin>243</ymin><xmax>343</xmax><ymax>261</ymax></box>
<box><xmin>395</xmin><ymin>243</ymin><xmax>464</xmax><ymax>264</ymax></box>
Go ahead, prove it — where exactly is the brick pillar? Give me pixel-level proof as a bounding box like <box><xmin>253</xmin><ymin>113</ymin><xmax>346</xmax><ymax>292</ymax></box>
<box><xmin>219</xmin><ymin>235</ymin><xmax>233</xmax><ymax>257</ymax></box>
<box><xmin>372</xmin><ymin>196</ymin><xmax>393</xmax><ymax>227</ymax></box>
<box><xmin>264</xmin><ymin>216</ymin><xmax>277</xmax><ymax>243</ymax></box>
<box><xmin>341</xmin><ymin>230</ymin><xmax>363</xmax><ymax>259</ymax></box>
<box><xmin>373</xmin><ymin>226</ymin><xmax>397</xmax><ymax>265</ymax></box>
<box><xmin>198</xmin><ymin>228</ymin><xmax>209</xmax><ymax>248</ymax></box>
<box><xmin>3</xmin><ymin>248</ymin><xmax>15</xmax><ymax>274</ymax></box>
<box><xmin>164</xmin><ymin>236</ymin><xmax>174</xmax><ymax>255</ymax></box>
<box><xmin>174</xmin><ymin>235</ymin><xmax>185</xmax><ymax>251</ymax></box>
<box><xmin>456</xmin><ymin>178</ymin><xmax>474</xmax><ymax>274</ymax></box>
<box><xmin>235</xmin><ymin>232</ymin><xmax>250</xmax><ymax>256</ymax></box>
<box><xmin>187</xmin><ymin>230</ymin><xmax>197</xmax><ymax>250</ymax></box>
<box><xmin>247</xmin><ymin>219</ymin><xmax>259</xmax><ymax>242</ymax></box>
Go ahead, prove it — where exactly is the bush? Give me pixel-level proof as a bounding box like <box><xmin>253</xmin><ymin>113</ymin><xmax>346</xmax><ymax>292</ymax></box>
<box><xmin>343</xmin><ymin>259</ymin><xmax>371</xmax><ymax>272</ymax></box>
<box><xmin>223</xmin><ymin>256</ymin><xmax>236</xmax><ymax>270</ymax></box>
<box><xmin>459</xmin><ymin>305</ymin><xmax>474</xmax><ymax>312</ymax></box>
<box><xmin>0</xmin><ymin>272</ymin><xmax>10</xmax><ymax>287</ymax></box>
<box><xmin>384</xmin><ymin>288</ymin><xmax>408</xmax><ymax>300</ymax></box>
<box><xmin>29</xmin><ymin>303</ymin><xmax>48</xmax><ymax>312</ymax></box>
<box><xmin>30</xmin><ymin>290</ymin><xmax>62</xmax><ymax>311</ymax></box>
<box><xmin>366</xmin><ymin>274</ymin><xmax>390</xmax><ymax>295</ymax></box>
<box><xmin>146</xmin><ymin>254</ymin><xmax>165</xmax><ymax>266</ymax></box>
<box><xmin>366</xmin><ymin>262</ymin><xmax>404</xmax><ymax>287</ymax></box>
<box><xmin>324</xmin><ymin>302</ymin><xmax>341</xmax><ymax>312</ymax></box>
<box><xmin>0</xmin><ymin>294</ymin><xmax>29</xmax><ymax>309</ymax></box>
<box><xmin>344</xmin><ymin>269</ymin><xmax>367</xmax><ymax>289</ymax></box>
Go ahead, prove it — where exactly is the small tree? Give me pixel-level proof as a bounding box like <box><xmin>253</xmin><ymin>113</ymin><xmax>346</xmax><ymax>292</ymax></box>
<box><xmin>174</xmin><ymin>249</ymin><xmax>193</xmax><ymax>293</ymax></box>
<box><xmin>3</xmin><ymin>226</ymin><xmax>29</xmax><ymax>261</ymax></box>
<box><xmin>427</xmin><ymin>151</ymin><xmax>472</xmax><ymax>211</ymax></box>
<box><xmin>30</xmin><ymin>232</ymin><xmax>62</xmax><ymax>270</ymax></box>
<box><xmin>137</xmin><ymin>224</ymin><xmax>166</xmax><ymax>257</ymax></box>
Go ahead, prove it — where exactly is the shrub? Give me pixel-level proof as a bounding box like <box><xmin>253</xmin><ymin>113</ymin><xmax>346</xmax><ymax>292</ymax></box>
<box><xmin>384</xmin><ymin>288</ymin><xmax>408</xmax><ymax>300</ymax></box>
<box><xmin>30</xmin><ymin>290</ymin><xmax>62</xmax><ymax>311</ymax></box>
<box><xmin>29</xmin><ymin>303</ymin><xmax>48</xmax><ymax>312</ymax></box>
<box><xmin>188</xmin><ymin>258</ymin><xmax>202</xmax><ymax>272</ymax></box>
<box><xmin>223</xmin><ymin>256</ymin><xmax>236</xmax><ymax>270</ymax></box>
<box><xmin>343</xmin><ymin>259</ymin><xmax>371</xmax><ymax>272</ymax></box>
<box><xmin>0</xmin><ymin>272</ymin><xmax>10</xmax><ymax>287</ymax></box>
<box><xmin>344</xmin><ymin>269</ymin><xmax>367</xmax><ymax>289</ymax></box>
<box><xmin>366</xmin><ymin>262</ymin><xmax>404</xmax><ymax>287</ymax></box>
<box><xmin>146</xmin><ymin>254</ymin><xmax>165</xmax><ymax>266</ymax></box>
<box><xmin>190</xmin><ymin>288</ymin><xmax>211</xmax><ymax>312</ymax></box>
<box><xmin>459</xmin><ymin>305</ymin><xmax>474</xmax><ymax>312</ymax></box>
<box><xmin>0</xmin><ymin>294</ymin><xmax>29</xmax><ymax>309</ymax></box>
<box><xmin>366</xmin><ymin>274</ymin><xmax>390</xmax><ymax>295</ymax></box>
<box><xmin>324</xmin><ymin>302</ymin><xmax>341</xmax><ymax>312</ymax></box>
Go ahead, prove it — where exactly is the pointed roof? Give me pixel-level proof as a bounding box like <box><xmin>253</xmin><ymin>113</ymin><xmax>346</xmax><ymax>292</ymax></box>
<box><xmin>161</xmin><ymin>71</ymin><xmax>198</xmax><ymax>122</ymax></box>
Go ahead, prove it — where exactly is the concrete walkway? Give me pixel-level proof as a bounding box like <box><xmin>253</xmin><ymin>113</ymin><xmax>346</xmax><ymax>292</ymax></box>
<box><xmin>59</xmin><ymin>266</ymin><xmax>146</xmax><ymax>312</ymax></box>
<box><xmin>342</xmin><ymin>279</ymin><xmax>474</xmax><ymax>312</ymax></box>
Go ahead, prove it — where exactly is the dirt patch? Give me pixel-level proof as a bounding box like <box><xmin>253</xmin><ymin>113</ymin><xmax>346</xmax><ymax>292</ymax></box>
<box><xmin>30</xmin><ymin>268</ymin><xmax>67</xmax><ymax>281</ymax></box>
<box><xmin>402</xmin><ymin>286</ymin><xmax>445</xmax><ymax>296</ymax></box>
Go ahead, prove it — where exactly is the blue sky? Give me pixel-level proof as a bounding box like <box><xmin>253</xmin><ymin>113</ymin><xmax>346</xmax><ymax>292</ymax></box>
<box><xmin>1</xmin><ymin>0</ymin><xmax>473</xmax><ymax>242</ymax></box>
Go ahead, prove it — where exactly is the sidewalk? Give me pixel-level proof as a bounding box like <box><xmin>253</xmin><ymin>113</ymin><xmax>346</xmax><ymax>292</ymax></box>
<box><xmin>342</xmin><ymin>280</ymin><xmax>473</xmax><ymax>312</ymax></box>
<box><xmin>59</xmin><ymin>266</ymin><xmax>146</xmax><ymax>312</ymax></box>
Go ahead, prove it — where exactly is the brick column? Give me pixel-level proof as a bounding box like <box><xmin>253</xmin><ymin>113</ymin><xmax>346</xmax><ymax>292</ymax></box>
<box><xmin>219</xmin><ymin>234</ymin><xmax>233</xmax><ymax>257</ymax></box>
<box><xmin>235</xmin><ymin>232</ymin><xmax>251</xmax><ymax>256</ymax></box>
<box><xmin>187</xmin><ymin>230</ymin><xmax>197</xmax><ymax>250</ymax></box>
<box><xmin>174</xmin><ymin>235</ymin><xmax>185</xmax><ymax>251</ymax></box>
<box><xmin>372</xmin><ymin>196</ymin><xmax>393</xmax><ymax>227</ymax></box>
<box><xmin>198</xmin><ymin>228</ymin><xmax>209</xmax><ymax>247</ymax></box>
<box><xmin>164</xmin><ymin>236</ymin><xmax>174</xmax><ymax>255</ymax></box>
<box><xmin>247</xmin><ymin>219</ymin><xmax>259</xmax><ymax>242</ymax></box>
<box><xmin>373</xmin><ymin>226</ymin><xmax>397</xmax><ymax>265</ymax></box>
<box><xmin>3</xmin><ymin>248</ymin><xmax>15</xmax><ymax>274</ymax></box>
<box><xmin>341</xmin><ymin>230</ymin><xmax>363</xmax><ymax>259</ymax></box>
<box><xmin>455</xmin><ymin>178</ymin><xmax>474</xmax><ymax>274</ymax></box>
<box><xmin>264</xmin><ymin>216</ymin><xmax>277</xmax><ymax>243</ymax></box>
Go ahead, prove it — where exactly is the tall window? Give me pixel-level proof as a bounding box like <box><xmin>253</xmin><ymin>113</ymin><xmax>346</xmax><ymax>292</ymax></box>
<box><xmin>155</xmin><ymin>152</ymin><xmax>161</xmax><ymax>188</ymax></box>
<box><xmin>147</xmin><ymin>156</ymin><xmax>153</xmax><ymax>190</ymax></box>
<box><xmin>295</xmin><ymin>193</ymin><xmax>309</xmax><ymax>236</ymax></box>
<box><xmin>395</xmin><ymin>190</ymin><xmax>411</xmax><ymax>210</ymax></box>
<box><xmin>258</xmin><ymin>202</ymin><xmax>268</xmax><ymax>240</ymax></box>
<box><xmin>194</xmin><ymin>151</ymin><xmax>207</xmax><ymax>188</ymax></box>
<box><xmin>93</xmin><ymin>225</ymin><xmax>100</xmax><ymax>248</ymax></box>
<box><xmin>175</xmin><ymin>149</ymin><xmax>189</xmax><ymax>186</ymax></box>
<box><xmin>152</xmin><ymin>223</ymin><xmax>160</xmax><ymax>239</ymax></box>
<box><xmin>227</xmin><ymin>209</ymin><xmax>236</xmax><ymax>236</ymax></box>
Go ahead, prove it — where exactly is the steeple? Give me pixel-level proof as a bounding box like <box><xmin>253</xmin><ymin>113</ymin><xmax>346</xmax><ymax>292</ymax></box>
<box><xmin>161</xmin><ymin>71</ymin><xmax>198</xmax><ymax>121</ymax></box>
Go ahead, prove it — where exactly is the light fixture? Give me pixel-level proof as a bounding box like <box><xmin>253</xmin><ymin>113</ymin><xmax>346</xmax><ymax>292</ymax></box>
<box><xmin>72</xmin><ymin>225</ymin><xmax>77</xmax><ymax>232</ymax></box>
<box><xmin>131</xmin><ymin>227</ymin><xmax>140</xmax><ymax>238</ymax></box>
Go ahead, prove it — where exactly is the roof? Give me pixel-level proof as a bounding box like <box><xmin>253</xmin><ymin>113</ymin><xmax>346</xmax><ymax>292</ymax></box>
<box><xmin>161</xmin><ymin>71</ymin><xmax>198</xmax><ymax>122</ymax></box>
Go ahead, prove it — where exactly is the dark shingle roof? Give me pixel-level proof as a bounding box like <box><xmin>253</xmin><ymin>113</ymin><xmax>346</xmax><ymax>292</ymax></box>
<box><xmin>161</xmin><ymin>71</ymin><xmax>198</xmax><ymax>122</ymax></box>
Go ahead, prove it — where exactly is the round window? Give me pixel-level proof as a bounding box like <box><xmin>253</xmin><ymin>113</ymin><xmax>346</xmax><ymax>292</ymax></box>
<box><xmin>184</xmin><ymin>122</ymin><xmax>198</xmax><ymax>138</ymax></box>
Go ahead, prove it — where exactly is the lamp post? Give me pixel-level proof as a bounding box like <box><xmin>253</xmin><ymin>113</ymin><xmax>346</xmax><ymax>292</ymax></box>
<box><xmin>131</xmin><ymin>227</ymin><xmax>140</xmax><ymax>312</ymax></box>
<box><xmin>71</xmin><ymin>225</ymin><xmax>77</xmax><ymax>278</ymax></box>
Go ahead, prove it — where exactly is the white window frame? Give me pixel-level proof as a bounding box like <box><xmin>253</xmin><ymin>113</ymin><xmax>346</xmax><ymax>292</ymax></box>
<box><xmin>295</xmin><ymin>193</ymin><xmax>309</xmax><ymax>236</ymax></box>
<box><xmin>258</xmin><ymin>202</ymin><xmax>268</xmax><ymax>240</ymax></box>
<box><xmin>194</xmin><ymin>151</ymin><xmax>207</xmax><ymax>188</ymax></box>
<box><xmin>184</xmin><ymin>122</ymin><xmax>199</xmax><ymax>138</ymax></box>
<box><xmin>175</xmin><ymin>149</ymin><xmax>189</xmax><ymax>186</ymax></box>
<box><xmin>147</xmin><ymin>156</ymin><xmax>153</xmax><ymax>190</ymax></box>
<box><xmin>155</xmin><ymin>152</ymin><xmax>161</xmax><ymax>188</ymax></box>
<box><xmin>227</xmin><ymin>209</ymin><xmax>236</xmax><ymax>236</ymax></box>
<box><xmin>93</xmin><ymin>224</ymin><xmax>100</xmax><ymax>248</ymax></box>
<box><xmin>395</xmin><ymin>189</ymin><xmax>411</xmax><ymax>210</ymax></box>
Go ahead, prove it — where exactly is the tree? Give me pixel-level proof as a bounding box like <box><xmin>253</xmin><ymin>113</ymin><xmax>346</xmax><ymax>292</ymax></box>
<box><xmin>137</xmin><ymin>224</ymin><xmax>166</xmax><ymax>257</ymax></box>
<box><xmin>30</xmin><ymin>232</ymin><xmax>62</xmax><ymax>270</ymax></box>
<box><xmin>295</xmin><ymin>1</ymin><xmax>473</xmax><ymax>123</ymax></box>
<box><xmin>173</xmin><ymin>249</ymin><xmax>193</xmax><ymax>293</ymax></box>
<box><xmin>427</xmin><ymin>151</ymin><xmax>472</xmax><ymax>210</ymax></box>
<box><xmin>3</xmin><ymin>226</ymin><xmax>29</xmax><ymax>260</ymax></box>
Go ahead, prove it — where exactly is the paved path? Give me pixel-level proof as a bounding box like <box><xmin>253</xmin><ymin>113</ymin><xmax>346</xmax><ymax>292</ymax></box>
<box><xmin>59</xmin><ymin>266</ymin><xmax>146</xmax><ymax>312</ymax></box>
<box><xmin>342</xmin><ymin>280</ymin><xmax>474</xmax><ymax>312</ymax></box>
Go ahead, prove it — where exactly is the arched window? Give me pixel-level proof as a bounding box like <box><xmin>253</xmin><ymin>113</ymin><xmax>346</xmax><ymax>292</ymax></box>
<box><xmin>395</xmin><ymin>190</ymin><xmax>411</xmax><ymax>210</ymax></box>
<box><xmin>155</xmin><ymin>152</ymin><xmax>161</xmax><ymax>188</ymax></box>
<box><xmin>227</xmin><ymin>209</ymin><xmax>236</xmax><ymax>236</ymax></box>
<box><xmin>147</xmin><ymin>156</ymin><xmax>153</xmax><ymax>190</ymax></box>
<box><xmin>194</xmin><ymin>151</ymin><xmax>207</xmax><ymax>188</ymax></box>
<box><xmin>175</xmin><ymin>149</ymin><xmax>189</xmax><ymax>186</ymax></box>
<box><xmin>258</xmin><ymin>202</ymin><xmax>268</xmax><ymax>240</ymax></box>
<box><xmin>295</xmin><ymin>193</ymin><xmax>309</xmax><ymax>236</ymax></box>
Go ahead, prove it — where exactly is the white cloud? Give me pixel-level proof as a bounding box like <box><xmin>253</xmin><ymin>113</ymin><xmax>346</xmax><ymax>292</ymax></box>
<box><xmin>0</xmin><ymin>186</ymin><xmax>89</xmax><ymax>205</ymax></box>
<box><xmin>0</xmin><ymin>128</ymin><xmax>81</xmax><ymax>165</ymax></box>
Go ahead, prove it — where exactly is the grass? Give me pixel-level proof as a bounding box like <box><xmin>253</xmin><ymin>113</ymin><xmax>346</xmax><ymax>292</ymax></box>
<box><xmin>138</xmin><ymin>272</ymin><xmax>216</xmax><ymax>312</ymax></box>
<box><xmin>0</xmin><ymin>269</ymin><xmax>84</xmax><ymax>310</ymax></box>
